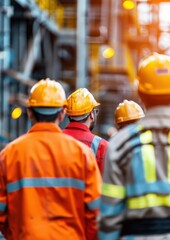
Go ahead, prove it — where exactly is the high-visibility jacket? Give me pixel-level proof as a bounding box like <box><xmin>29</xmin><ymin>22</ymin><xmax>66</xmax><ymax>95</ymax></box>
<box><xmin>99</xmin><ymin>106</ymin><xmax>170</xmax><ymax>240</ymax></box>
<box><xmin>63</xmin><ymin>122</ymin><xmax>108</xmax><ymax>174</ymax></box>
<box><xmin>0</xmin><ymin>122</ymin><xmax>101</xmax><ymax>240</ymax></box>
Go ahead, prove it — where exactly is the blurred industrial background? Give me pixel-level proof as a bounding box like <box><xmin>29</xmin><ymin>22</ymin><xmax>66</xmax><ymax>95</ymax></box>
<box><xmin>0</xmin><ymin>0</ymin><xmax>170</xmax><ymax>148</ymax></box>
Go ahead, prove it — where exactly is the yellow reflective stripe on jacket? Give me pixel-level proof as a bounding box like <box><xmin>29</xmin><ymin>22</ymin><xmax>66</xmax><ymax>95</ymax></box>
<box><xmin>140</xmin><ymin>130</ymin><xmax>152</xmax><ymax>144</ymax></box>
<box><xmin>138</xmin><ymin>125</ymin><xmax>143</xmax><ymax>131</ymax></box>
<box><xmin>128</xmin><ymin>193</ymin><xmax>170</xmax><ymax>209</ymax></box>
<box><xmin>168</xmin><ymin>132</ymin><xmax>170</xmax><ymax>181</ymax></box>
<box><xmin>141</xmin><ymin>145</ymin><xmax>156</xmax><ymax>182</ymax></box>
<box><xmin>140</xmin><ymin>131</ymin><xmax>156</xmax><ymax>182</ymax></box>
<box><xmin>102</xmin><ymin>183</ymin><xmax>125</xmax><ymax>199</ymax></box>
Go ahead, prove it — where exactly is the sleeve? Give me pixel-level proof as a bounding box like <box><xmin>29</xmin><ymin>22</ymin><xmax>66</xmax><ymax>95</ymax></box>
<box><xmin>84</xmin><ymin>148</ymin><xmax>102</xmax><ymax>240</ymax></box>
<box><xmin>98</xmin><ymin>136</ymin><xmax>126</xmax><ymax>240</ymax></box>
<box><xmin>0</xmin><ymin>150</ymin><xmax>8</xmax><ymax>237</ymax></box>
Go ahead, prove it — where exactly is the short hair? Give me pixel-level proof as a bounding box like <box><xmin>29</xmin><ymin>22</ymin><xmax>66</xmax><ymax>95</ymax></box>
<box><xmin>29</xmin><ymin>107</ymin><xmax>62</xmax><ymax>122</ymax></box>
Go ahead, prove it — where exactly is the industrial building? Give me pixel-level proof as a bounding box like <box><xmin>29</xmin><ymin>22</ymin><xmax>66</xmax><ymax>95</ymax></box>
<box><xmin>0</xmin><ymin>0</ymin><xmax>170</xmax><ymax>149</ymax></box>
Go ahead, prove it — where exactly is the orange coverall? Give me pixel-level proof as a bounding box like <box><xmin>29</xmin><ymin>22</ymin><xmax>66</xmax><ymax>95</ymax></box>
<box><xmin>0</xmin><ymin>122</ymin><xmax>101</xmax><ymax>240</ymax></box>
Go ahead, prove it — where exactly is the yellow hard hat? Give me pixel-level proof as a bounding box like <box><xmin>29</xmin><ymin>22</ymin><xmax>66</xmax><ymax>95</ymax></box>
<box><xmin>27</xmin><ymin>78</ymin><xmax>67</xmax><ymax>109</ymax></box>
<box><xmin>115</xmin><ymin>100</ymin><xmax>145</xmax><ymax>124</ymax></box>
<box><xmin>137</xmin><ymin>52</ymin><xmax>170</xmax><ymax>95</ymax></box>
<box><xmin>66</xmin><ymin>88</ymin><xmax>100</xmax><ymax>116</ymax></box>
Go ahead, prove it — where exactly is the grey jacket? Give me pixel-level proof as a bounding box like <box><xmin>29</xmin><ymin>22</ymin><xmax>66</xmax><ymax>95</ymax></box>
<box><xmin>99</xmin><ymin>106</ymin><xmax>170</xmax><ymax>239</ymax></box>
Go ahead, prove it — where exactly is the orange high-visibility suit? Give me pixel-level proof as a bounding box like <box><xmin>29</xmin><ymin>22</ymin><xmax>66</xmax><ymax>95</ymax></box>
<box><xmin>0</xmin><ymin>122</ymin><xmax>101</xmax><ymax>240</ymax></box>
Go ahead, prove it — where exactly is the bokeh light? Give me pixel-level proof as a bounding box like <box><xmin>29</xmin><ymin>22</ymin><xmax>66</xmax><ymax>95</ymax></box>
<box><xmin>102</xmin><ymin>47</ymin><xmax>115</xmax><ymax>59</ymax></box>
<box><xmin>123</xmin><ymin>0</ymin><xmax>135</xmax><ymax>10</ymax></box>
<box><xmin>11</xmin><ymin>107</ymin><xmax>22</xmax><ymax>119</ymax></box>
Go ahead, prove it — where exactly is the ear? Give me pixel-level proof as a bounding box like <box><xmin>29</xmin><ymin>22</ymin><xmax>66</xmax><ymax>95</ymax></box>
<box><xmin>89</xmin><ymin>111</ymin><xmax>94</xmax><ymax>120</ymax></box>
<box><xmin>58</xmin><ymin>108</ymin><xmax>66</xmax><ymax>123</ymax></box>
<box><xmin>27</xmin><ymin>108</ymin><xmax>34</xmax><ymax>121</ymax></box>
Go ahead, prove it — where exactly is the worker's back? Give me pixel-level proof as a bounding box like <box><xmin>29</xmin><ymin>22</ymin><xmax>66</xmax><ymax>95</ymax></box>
<box><xmin>99</xmin><ymin>53</ymin><xmax>170</xmax><ymax>239</ymax></box>
<box><xmin>63</xmin><ymin>121</ymin><xmax>108</xmax><ymax>174</ymax></box>
<box><xmin>64</xmin><ymin>88</ymin><xmax>108</xmax><ymax>174</ymax></box>
<box><xmin>99</xmin><ymin>108</ymin><xmax>170</xmax><ymax>238</ymax></box>
<box><xmin>0</xmin><ymin>122</ymin><xmax>101</xmax><ymax>240</ymax></box>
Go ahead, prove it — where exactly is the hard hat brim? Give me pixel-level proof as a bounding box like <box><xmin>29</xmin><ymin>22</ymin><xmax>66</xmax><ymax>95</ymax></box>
<box><xmin>32</xmin><ymin>107</ymin><xmax>62</xmax><ymax>115</ymax></box>
<box><xmin>69</xmin><ymin>113</ymin><xmax>90</xmax><ymax>121</ymax></box>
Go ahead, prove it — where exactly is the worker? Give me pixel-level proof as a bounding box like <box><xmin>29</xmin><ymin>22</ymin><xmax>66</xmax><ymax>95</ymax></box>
<box><xmin>114</xmin><ymin>99</ymin><xmax>145</xmax><ymax>129</ymax></box>
<box><xmin>107</xmin><ymin>100</ymin><xmax>145</xmax><ymax>138</ymax></box>
<box><xmin>98</xmin><ymin>52</ymin><xmax>170</xmax><ymax>239</ymax></box>
<box><xmin>63</xmin><ymin>88</ymin><xmax>108</xmax><ymax>174</ymax></box>
<box><xmin>0</xmin><ymin>78</ymin><xmax>101</xmax><ymax>240</ymax></box>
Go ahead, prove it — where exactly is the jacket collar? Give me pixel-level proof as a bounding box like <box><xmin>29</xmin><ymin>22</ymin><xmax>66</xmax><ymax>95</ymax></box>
<box><xmin>28</xmin><ymin>122</ymin><xmax>62</xmax><ymax>133</ymax></box>
<box><xmin>146</xmin><ymin>106</ymin><xmax>170</xmax><ymax>118</ymax></box>
<box><xmin>65</xmin><ymin>122</ymin><xmax>90</xmax><ymax>132</ymax></box>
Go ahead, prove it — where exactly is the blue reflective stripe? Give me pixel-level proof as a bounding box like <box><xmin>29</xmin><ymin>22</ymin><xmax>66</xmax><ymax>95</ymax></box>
<box><xmin>126</xmin><ymin>181</ymin><xmax>170</xmax><ymax>197</ymax></box>
<box><xmin>0</xmin><ymin>231</ymin><xmax>5</xmax><ymax>240</ymax></box>
<box><xmin>127</xmin><ymin>124</ymin><xmax>143</xmax><ymax>136</ymax></box>
<box><xmin>7</xmin><ymin>178</ymin><xmax>85</xmax><ymax>193</ymax></box>
<box><xmin>0</xmin><ymin>202</ymin><xmax>6</xmax><ymax>212</ymax></box>
<box><xmin>100</xmin><ymin>201</ymin><xmax>125</xmax><ymax>217</ymax></box>
<box><xmin>87</xmin><ymin>197</ymin><xmax>101</xmax><ymax>210</ymax></box>
<box><xmin>128</xmin><ymin>125</ymin><xmax>145</xmax><ymax>184</ymax></box>
<box><xmin>90</xmin><ymin>136</ymin><xmax>102</xmax><ymax>156</ymax></box>
<box><xmin>98</xmin><ymin>230</ymin><xmax>120</xmax><ymax>240</ymax></box>
<box><xmin>129</xmin><ymin>133</ymin><xmax>141</xmax><ymax>147</ymax></box>
<box><xmin>131</xmin><ymin>146</ymin><xmax>145</xmax><ymax>183</ymax></box>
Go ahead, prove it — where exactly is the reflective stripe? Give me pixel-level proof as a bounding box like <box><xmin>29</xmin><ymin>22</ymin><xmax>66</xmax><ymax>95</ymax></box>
<box><xmin>128</xmin><ymin>125</ymin><xmax>145</xmax><ymax>183</ymax></box>
<box><xmin>131</xmin><ymin>146</ymin><xmax>145</xmax><ymax>183</ymax></box>
<box><xmin>87</xmin><ymin>197</ymin><xmax>101</xmax><ymax>210</ymax></box>
<box><xmin>127</xmin><ymin>124</ymin><xmax>143</xmax><ymax>136</ymax></box>
<box><xmin>100</xmin><ymin>201</ymin><xmax>125</xmax><ymax>216</ymax></box>
<box><xmin>140</xmin><ymin>131</ymin><xmax>156</xmax><ymax>182</ymax></box>
<box><xmin>7</xmin><ymin>177</ymin><xmax>85</xmax><ymax>193</ymax></box>
<box><xmin>98</xmin><ymin>230</ymin><xmax>120</xmax><ymax>240</ymax></box>
<box><xmin>168</xmin><ymin>132</ymin><xmax>170</xmax><ymax>181</ymax></box>
<box><xmin>128</xmin><ymin>193</ymin><xmax>170</xmax><ymax>209</ymax></box>
<box><xmin>126</xmin><ymin>181</ymin><xmax>170</xmax><ymax>196</ymax></box>
<box><xmin>90</xmin><ymin>135</ymin><xmax>102</xmax><ymax>156</ymax></box>
<box><xmin>102</xmin><ymin>183</ymin><xmax>125</xmax><ymax>199</ymax></box>
<box><xmin>141</xmin><ymin>145</ymin><xmax>156</xmax><ymax>182</ymax></box>
<box><xmin>0</xmin><ymin>202</ymin><xmax>6</xmax><ymax>212</ymax></box>
<box><xmin>140</xmin><ymin>130</ymin><xmax>152</xmax><ymax>144</ymax></box>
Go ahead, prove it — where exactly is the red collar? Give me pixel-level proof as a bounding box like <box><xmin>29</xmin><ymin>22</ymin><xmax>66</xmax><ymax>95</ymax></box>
<box><xmin>65</xmin><ymin>122</ymin><xmax>91</xmax><ymax>132</ymax></box>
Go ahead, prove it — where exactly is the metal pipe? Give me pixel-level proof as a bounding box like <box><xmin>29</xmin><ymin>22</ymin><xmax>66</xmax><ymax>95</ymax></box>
<box><xmin>76</xmin><ymin>0</ymin><xmax>88</xmax><ymax>88</ymax></box>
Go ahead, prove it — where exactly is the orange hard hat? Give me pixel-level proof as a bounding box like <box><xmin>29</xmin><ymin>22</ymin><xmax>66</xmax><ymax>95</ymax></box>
<box><xmin>115</xmin><ymin>100</ymin><xmax>145</xmax><ymax>124</ymax></box>
<box><xmin>66</xmin><ymin>88</ymin><xmax>100</xmax><ymax>116</ymax></box>
<box><xmin>137</xmin><ymin>52</ymin><xmax>170</xmax><ymax>95</ymax></box>
<box><xmin>27</xmin><ymin>78</ymin><xmax>67</xmax><ymax>108</ymax></box>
